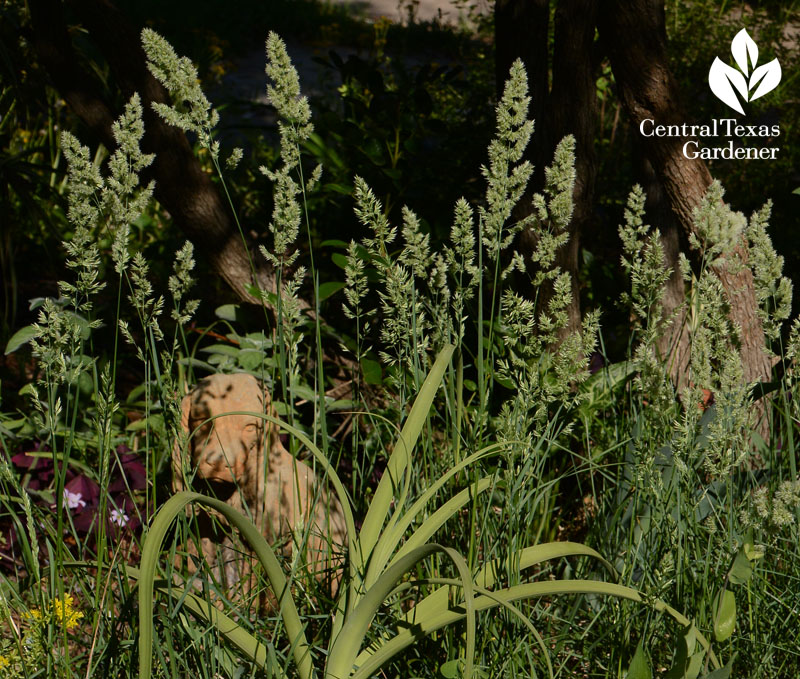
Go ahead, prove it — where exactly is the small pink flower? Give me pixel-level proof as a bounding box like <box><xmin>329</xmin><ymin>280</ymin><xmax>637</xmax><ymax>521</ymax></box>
<box><xmin>110</xmin><ymin>508</ymin><xmax>129</xmax><ymax>527</ymax></box>
<box><xmin>64</xmin><ymin>489</ymin><xmax>86</xmax><ymax>510</ymax></box>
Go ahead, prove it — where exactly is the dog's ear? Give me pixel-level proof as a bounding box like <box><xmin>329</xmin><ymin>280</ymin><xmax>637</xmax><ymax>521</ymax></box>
<box><xmin>172</xmin><ymin>391</ymin><xmax>194</xmax><ymax>493</ymax></box>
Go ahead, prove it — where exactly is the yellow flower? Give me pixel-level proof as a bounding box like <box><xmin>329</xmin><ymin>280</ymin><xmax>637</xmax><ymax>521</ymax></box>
<box><xmin>0</xmin><ymin>653</ymin><xmax>10</xmax><ymax>670</ymax></box>
<box><xmin>52</xmin><ymin>595</ymin><xmax>84</xmax><ymax>630</ymax></box>
<box><xmin>23</xmin><ymin>608</ymin><xmax>43</xmax><ymax>622</ymax></box>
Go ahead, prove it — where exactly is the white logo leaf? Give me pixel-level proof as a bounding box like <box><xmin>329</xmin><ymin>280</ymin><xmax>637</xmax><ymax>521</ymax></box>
<box><xmin>731</xmin><ymin>28</ymin><xmax>758</xmax><ymax>76</ymax></box>
<box><xmin>709</xmin><ymin>57</ymin><xmax>747</xmax><ymax>115</ymax></box>
<box><xmin>749</xmin><ymin>58</ymin><xmax>781</xmax><ymax>101</ymax></box>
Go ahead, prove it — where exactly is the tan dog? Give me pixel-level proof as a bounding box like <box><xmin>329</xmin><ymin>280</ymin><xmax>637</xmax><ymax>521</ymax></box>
<box><xmin>173</xmin><ymin>373</ymin><xmax>346</xmax><ymax>604</ymax></box>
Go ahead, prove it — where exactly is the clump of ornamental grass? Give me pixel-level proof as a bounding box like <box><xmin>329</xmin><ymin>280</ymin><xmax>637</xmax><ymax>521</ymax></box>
<box><xmin>676</xmin><ymin>183</ymin><xmax>761</xmax><ymax>477</ymax></box>
<box><xmin>740</xmin><ymin>479</ymin><xmax>800</xmax><ymax>534</ymax></box>
<box><xmin>130</xmin><ymin>35</ymin><xmax>728</xmax><ymax>679</ymax></box>
<box><xmin>0</xmin><ymin>83</ymin><xmax>205</xmax><ymax>678</ymax></box>
<box><xmin>494</xmin><ymin>136</ymin><xmax>600</xmax><ymax>448</ymax></box>
<box><xmin>618</xmin><ymin>184</ymin><xmax>675</xmax><ymax>414</ymax></box>
<box><xmin>747</xmin><ymin>200</ymin><xmax>792</xmax><ymax>346</ymax></box>
<box><xmin>582</xmin><ymin>174</ymin><xmax>799</xmax><ymax>677</ymax></box>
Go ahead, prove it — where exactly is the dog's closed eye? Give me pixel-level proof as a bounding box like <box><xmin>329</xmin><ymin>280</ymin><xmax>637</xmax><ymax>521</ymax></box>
<box><xmin>242</xmin><ymin>422</ymin><xmax>262</xmax><ymax>449</ymax></box>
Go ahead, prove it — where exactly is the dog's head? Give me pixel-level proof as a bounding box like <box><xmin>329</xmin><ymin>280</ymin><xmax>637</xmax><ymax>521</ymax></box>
<box><xmin>176</xmin><ymin>373</ymin><xmax>276</xmax><ymax>486</ymax></box>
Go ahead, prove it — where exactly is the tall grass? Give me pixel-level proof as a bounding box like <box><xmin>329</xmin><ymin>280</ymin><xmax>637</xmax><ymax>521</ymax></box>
<box><xmin>0</xmin><ymin>27</ymin><xmax>798</xmax><ymax>679</ymax></box>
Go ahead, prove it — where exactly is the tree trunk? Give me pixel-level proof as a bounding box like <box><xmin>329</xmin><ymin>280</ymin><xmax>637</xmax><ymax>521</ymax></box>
<box><xmin>495</xmin><ymin>0</ymin><xmax>599</xmax><ymax>337</ymax></box>
<box><xmin>600</xmin><ymin>0</ymin><xmax>774</xmax><ymax>397</ymax></box>
<box><xmin>28</xmin><ymin>0</ymin><xmax>277</xmax><ymax>304</ymax></box>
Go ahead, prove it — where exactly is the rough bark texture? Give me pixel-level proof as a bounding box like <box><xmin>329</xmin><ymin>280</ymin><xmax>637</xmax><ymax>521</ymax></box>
<box><xmin>600</xmin><ymin>0</ymin><xmax>774</xmax><ymax>394</ymax></box>
<box><xmin>496</xmin><ymin>0</ymin><xmax>599</xmax><ymax>336</ymax></box>
<box><xmin>28</xmin><ymin>0</ymin><xmax>277</xmax><ymax>304</ymax></box>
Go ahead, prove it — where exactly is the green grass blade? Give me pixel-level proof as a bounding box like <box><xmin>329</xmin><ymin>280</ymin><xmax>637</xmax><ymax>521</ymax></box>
<box><xmin>354</xmin><ymin>580</ymin><xmax>718</xmax><ymax>678</ymax></box>
<box><xmin>397</xmin><ymin>541</ymin><xmax>615</xmax><ymax>626</ymax></box>
<box><xmin>127</xmin><ymin>566</ymin><xmax>270</xmax><ymax>668</ymax></box>
<box><xmin>357</xmin><ymin>345</ymin><xmax>454</xmax><ymax>569</ymax></box>
<box><xmin>137</xmin><ymin>491</ymin><xmax>315</xmax><ymax>679</ymax></box>
<box><xmin>353</xmin><ymin>577</ymin><xmax>555</xmax><ymax>679</ymax></box>
<box><xmin>387</xmin><ymin>478</ymin><xmax>495</xmax><ymax>566</ymax></box>
<box><xmin>365</xmin><ymin>443</ymin><xmax>509</xmax><ymax>588</ymax></box>
<box><xmin>326</xmin><ymin>543</ymin><xmax>474</xmax><ymax>679</ymax></box>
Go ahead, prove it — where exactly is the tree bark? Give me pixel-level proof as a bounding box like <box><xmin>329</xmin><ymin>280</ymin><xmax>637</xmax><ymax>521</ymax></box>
<box><xmin>28</xmin><ymin>0</ymin><xmax>277</xmax><ymax>304</ymax></box>
<box><xmin>600</xmin><ymin>0</ymin><xmax>773</xmax><ymax>395</ymax></box>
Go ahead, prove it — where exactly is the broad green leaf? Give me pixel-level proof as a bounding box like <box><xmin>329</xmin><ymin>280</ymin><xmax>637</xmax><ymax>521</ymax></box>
<box><xmin>318</xmin><ymin>281</ymin><xmax>346</xmax><ymax>301</ymax></box>
<box><xmin>214</xmin><ymin>304</ymin><xmax>238</xmax><ymax>321</ymax></box>
<box><xmin>713</xmin><ymin>589</ymin><xmax>736</xmax><ymax>642</ymax></box>
<box><xmin>361</xmin><ymin>358</ymin><xmax>382</xmax><ymax>385</ymax></box>
<box><xmin>237</xmin><ymin>348</ymin><xmax>265</xmax><ymax>371</ymax></box>
<box><xmin>665</xmin><ymin>622</ymin><xmax>711</xmax><ymax>679</ymax></box>
<box><xmin>126</xmin><ymin>414</ymin><xmax>164</xmax><ymax>432</ymax></box>
<box><xmin>387</xmin><ymin>478</ymin><xmax>496</xmax><ymax>564</ymax></box>
<box><xmin>200</xmin><ymin>344</ymin><xmax>241</xmax><ymax>358</ymax></box>
<box><xmin>4</xmin><ymin>324</ymin><xmax>37</xmax><ymax>354</ymax></box>
<box><xmin>627</xmin><ymin>642</ymin><xmax>652</xmax><ymax>679</ymax></box>
<box><xmin>393</xmin><ymin>541</ymin><xmax>615</xmax><ymax>638</ymax></box>
<box><xmin>700</xmin><ymin>657</ymin><xmax>734</xmax><ymax>679</ymax></box>
<box><xmin>366</xmin><ymin>444</ymin><xmax>509</xmax><ymax>587</ymax></box>
<box><xmin>727</xmin><ymin>548</ymin><xmax>753</xmax><ymax>585</ymax></box>
<box><xmin>742</xmin><ymin>528</ymin><xmax>763</xmax><ymax>564</ymax></box>
<box><xmin>365</xmin><ymin>477</ymin><xmax>497</xmax><ymax>588</ymax></box>
<box><xmin>292</xmin><ymin>384</ymin><xmax>318</xmax><ymax>402</ymax></box>
<box><xmin>328</xmin><ymin>543</ymin><xmax>475</xmax><ymax>679</ymax></box>
<box><xmin>177</xmin><ymin>357</ymin><xmax>216</xmax><ymax>372</ymax></box>
<box><xmin>686</xmin><ymin>651</ymin><xmax>706</xmax><ymax>679</ymax></box>
<box><xmin>328</xmin><ymin>398</ymin><xmax>354</xmax><ymax>411</ymax></box>
<box><xmin>439</xmin><ymin>658</ymin><xmax>461</xmax><ymax>678</ymax></box>
<box><xmin>0</xmin><ymin>416</ymin><xmax>25</xmax><ymax>431</ymax></box>
<box><xmin>582</xmin><ymin>360</ymin><xmax>636</xmax><ymax>396</ymax></box>
<box><xmin>743</xmin><ymin>542</ymin><xmax>763</xmax><ymax>561</ymax></box>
